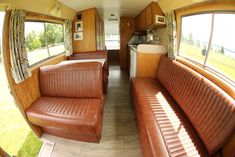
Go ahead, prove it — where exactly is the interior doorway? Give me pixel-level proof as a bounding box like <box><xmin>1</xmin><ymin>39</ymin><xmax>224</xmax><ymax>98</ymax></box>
<box><xmin>104</xmin><ymin>20</ymin><xmax>120</xmax><ymax>65</ymax></box>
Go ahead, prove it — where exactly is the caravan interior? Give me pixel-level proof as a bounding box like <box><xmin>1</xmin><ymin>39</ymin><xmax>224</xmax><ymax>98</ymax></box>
<box><xmin>0</xmin><ymin>0</ymin><xmax>234</xmax><ymax>157</ymax></box>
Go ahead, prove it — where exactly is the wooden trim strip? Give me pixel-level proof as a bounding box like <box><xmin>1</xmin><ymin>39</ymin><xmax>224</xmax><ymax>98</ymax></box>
<box><xmin>177</xmin><ymin>57</ymin><xmax>235</xmax><ymax>99</ymax></box>
<box><xmin>25</xmin><ymin>11</ymin><xmax>64</xmax><ymax>24</ymax></box>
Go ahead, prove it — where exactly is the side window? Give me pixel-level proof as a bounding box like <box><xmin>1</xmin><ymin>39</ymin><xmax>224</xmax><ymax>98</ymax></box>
<box><xmin>25</xmin><ymin>22</ymin><xmax>65</xmax><ymax>66</ymax></box>
<box><xmin>178</xmin><ymin>13</ymin><xmax>235</xmax><ymax>83</ymax></box>
<box><xmin>179</xmin><ymin>14</ymin><xmax>212</xmax><ymax>64</ymax></box>
<box><xmin>207</xmin><ymin>14</ymin><xmax>235</xmax><ymax>81</ymax></box>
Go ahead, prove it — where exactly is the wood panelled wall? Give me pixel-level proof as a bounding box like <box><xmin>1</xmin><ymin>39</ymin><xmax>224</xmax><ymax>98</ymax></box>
<box><xmin>136</xmin><ymin>53</ymin><xmax>166</xmax><ymax>78</ymax></box>
<box><xmin>119</xmin><ymin>17</ymin><xmax>135</xmax><ymax>70</ymax></box>
<box><xmin>73</xmin><ymin>8</ymin><xmax>105</xmax><ymax>53</ymax></box>
<box><xmin>2</xmin><ymin>11</ymin><xmax>67</xmax><ymax>137</ymax></box>
<box><xmin>73</xmin><ymin>8</ymin><xmax>96</xmax><ymax>52</ymax></box>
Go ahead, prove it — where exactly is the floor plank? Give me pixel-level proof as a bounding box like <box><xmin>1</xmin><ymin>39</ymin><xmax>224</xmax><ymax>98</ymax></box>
<box><xmin>40</xmin><ymin>65</ymin><xmax>141</xmax><ymax>157</ymax></box>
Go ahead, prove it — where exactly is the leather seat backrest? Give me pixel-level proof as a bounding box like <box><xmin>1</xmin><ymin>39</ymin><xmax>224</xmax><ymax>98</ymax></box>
<box><xmin>68</xmin><ymin>51</ymin><xmax>108</xmax><ymax>72</ymax></box>
<box><xmin>156</xmin><ymin>56</ymin><xmax>235</xmax><ymax>155</ymax></box>
<box><xmin>39</xmin><ymin>62</ymin><xmax>103</xmax><ymax>99</ymax></box>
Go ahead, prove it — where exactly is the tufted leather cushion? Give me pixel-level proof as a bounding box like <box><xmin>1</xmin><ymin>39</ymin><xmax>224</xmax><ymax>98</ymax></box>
<box><xmin>156</xmin><ymin>56</ymin><xmax>235</xmax><ymax>154</ymax></box>
<box><xmin>132</xmin><ymin>78</ymin><xmax>209</xmax><ymax>157</ymax></box>
<box><xmin>26</xmin><ymin>97</ymin><xmax>103</xmax><ymax>142</ymax></box>
<box><xmin>39</xmin><ymin>62</ymin><xmax>103</xmax><ymax>99</ymax></box>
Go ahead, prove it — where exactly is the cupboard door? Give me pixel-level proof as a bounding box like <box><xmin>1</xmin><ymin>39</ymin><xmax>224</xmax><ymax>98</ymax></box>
<box><xmin>145</xmin><ymin>4</ymin><xmax>152</xmax><ymax>26</ymax></box>
<box><xmin>139</xmin><ymin>10</ymin><xmax>146</xmax><ymax>29</ymax></box>
<box><xmin>135</xmin><ymin>14</ymin><xmax>141</xmax><ymax>30</ymax></box>
<box><xmin>151</xmin><ymin>2</ymin><xmax>164</xmax><ymax>23</ymax></box>
<box><xmin>135</xmin><ymin>10</ymin><xmax>146</xmax><ymax>30</ymax></box>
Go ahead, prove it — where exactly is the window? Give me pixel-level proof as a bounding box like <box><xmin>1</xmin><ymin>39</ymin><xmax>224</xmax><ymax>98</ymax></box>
<box><xmin>25</xmin><ymin>22</ymin><xmax>65</xmax><ymax>66</ymax></box>
<box><xmin>105</xmin><ymin>34</ymin><xmax>120</xmax><ymax>50</ymax></box>
<box><xmin>179</xmin><ymin>13</ymin><xmax>235</xmax><ymax>83</ymax></box>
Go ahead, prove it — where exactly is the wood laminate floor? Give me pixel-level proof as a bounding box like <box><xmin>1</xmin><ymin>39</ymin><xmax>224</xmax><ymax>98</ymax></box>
<box><xmin>39</xmin><ymin>65</ymin><xmax>141</xmax><ymax>157</ymax></box>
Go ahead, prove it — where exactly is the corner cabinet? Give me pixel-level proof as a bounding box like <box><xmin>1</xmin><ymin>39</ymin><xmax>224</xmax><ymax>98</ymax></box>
<box><xmin>73</xmin><ymin>8</ymin><xmax>105</xmax><ymax>53</ymax></box>
<box><xmin>135</xmin><ymin>2</ymin><xmax>165</xmax><ymax>31</ymax></box>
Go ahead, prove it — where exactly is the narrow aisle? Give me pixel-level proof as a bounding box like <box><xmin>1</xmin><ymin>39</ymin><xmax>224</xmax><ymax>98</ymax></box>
<box><xmin>42</xmin><ymin>65</ymin><xmax>141</xmax><ymax>157</ymax></box>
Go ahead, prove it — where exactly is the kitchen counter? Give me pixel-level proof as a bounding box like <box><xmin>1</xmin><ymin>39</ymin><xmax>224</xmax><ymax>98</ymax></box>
<box><xmin>137</xmin><ymin>44</ymin><xmax>166</xmax><ymax>54</ymax></box>
<box><xmin>128</xmin><ymin>45</ymin><xmax>138</xmax><ymax>52</ymax></box>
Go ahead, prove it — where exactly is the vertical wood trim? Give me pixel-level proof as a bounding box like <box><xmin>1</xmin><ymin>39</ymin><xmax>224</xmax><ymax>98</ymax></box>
<box><xmin>120</xmin><ymin>17</ymin><xmax>135</xmax><ymax>70</ymax></box>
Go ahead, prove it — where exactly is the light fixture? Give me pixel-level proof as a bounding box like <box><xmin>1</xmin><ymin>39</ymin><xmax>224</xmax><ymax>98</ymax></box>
<box><xmin>49</xmin><ymin>1</ymin><xmax>62</xmax><ymax>17</ymax></box>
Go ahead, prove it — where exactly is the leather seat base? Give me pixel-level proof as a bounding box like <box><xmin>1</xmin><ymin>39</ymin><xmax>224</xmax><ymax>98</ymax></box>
<box><xmin>131</xmin><ymin>78</ymin><xmax>209</xmax><ymax>157</ymax></box>
<box><xmin>26</xmin><ymin>97</ymin><xmax>104</xmax><ymax>143</ymax></box>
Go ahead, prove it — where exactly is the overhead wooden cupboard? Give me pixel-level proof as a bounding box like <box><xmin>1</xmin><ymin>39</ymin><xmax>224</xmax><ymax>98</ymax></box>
<box><xmin>135</xmin><ymin>2</ymin><xmax>165</xmax><ymax>30</ymax></box>
<box><xmin>73</xmin><ymin>8</ymin><xmax>105</xmax><ymax>52</ymax></box>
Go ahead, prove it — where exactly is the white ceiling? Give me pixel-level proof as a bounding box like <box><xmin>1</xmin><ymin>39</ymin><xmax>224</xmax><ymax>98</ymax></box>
<box><xmin>59</xmin><ymin>0</ymin><xmax>210</xmax><ymax>22</ymax></box>
<box><xmin>58</xmin><ymin>0</ymin><xmax>210</xmax><ymax>35</ymax></box>
<box><xmin>59</xmin><ymin>0</ymin><xmax>160</xmax><ymax>21</ymax></box>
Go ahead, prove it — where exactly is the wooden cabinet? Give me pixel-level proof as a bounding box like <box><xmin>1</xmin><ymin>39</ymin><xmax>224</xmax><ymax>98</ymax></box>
<box><xmin>145</xmin><ymin>4</ymin><xmax>153</xmax><ymax>26</ymax></box>
<box><xmin>135</xmin><ymin>2</ymin><xmax>165</xmax><ymax>30</ymax></box>
<box><xmin>135</xmin><ymin>10</ymin><xmax>146</xmax><ymax>30</ymax></box>
<box><xmin>73</xmin><ymin>8</ymin><xmax>105</xmax><ymax>53</ymax></box>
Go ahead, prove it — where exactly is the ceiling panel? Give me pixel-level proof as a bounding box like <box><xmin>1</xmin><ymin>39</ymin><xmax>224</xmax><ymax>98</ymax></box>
<box><xmin>59</xmin><ymin>0</ymin><xmax>209</xmax><ymax>22</ymax></box>
<box><xmin>59</xmin><ymin>0</ymin><xmax>157</xmax><ymax>19</ymax></box>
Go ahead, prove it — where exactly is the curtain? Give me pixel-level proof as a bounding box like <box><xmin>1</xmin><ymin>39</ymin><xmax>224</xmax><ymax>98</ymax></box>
<box><xmin>166</xmin><ymin>11</ymin><xmax>177</xmax><ymax>59</ymax></box>
<box><xmin>9</xmin><ymin>9</ymin><xmax>31</xmax><ymax>84</ymax></box>
<box><xmin>64</xmin><ymin>19</ymin><xmax>73</xmax><ymax>56</ymax></box>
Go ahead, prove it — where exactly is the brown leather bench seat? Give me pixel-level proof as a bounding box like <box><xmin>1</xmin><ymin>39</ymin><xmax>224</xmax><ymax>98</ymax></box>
<box><xmin>26</xmin><ymin>62</ymin><xmax>104</xmax><ymax>143</ymax></box>
<box><xmin>131</xmin><ymin>56</ymin><xmax>235</xmax><ymax>157</ymax></box>
<box><xmin>69</xmin><ymin>51</ymin><xmax>109</xmax><ymax>94</ymax></box>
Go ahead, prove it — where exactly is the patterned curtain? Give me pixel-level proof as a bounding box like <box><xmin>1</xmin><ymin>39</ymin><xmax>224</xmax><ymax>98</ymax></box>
<box><xmin>9</xmin><ymin>9</ymin><xmax>31</xmax><ymax>84</ymax></box>
<box><xmin>64</xmin><ymin>19</ymin><xmax>73</xmax><ymax>56</ymax></box>
<box><xmin>166</xmin><ymin>11</ymin><xmax>177</xmax><ymax>59</ymax></box>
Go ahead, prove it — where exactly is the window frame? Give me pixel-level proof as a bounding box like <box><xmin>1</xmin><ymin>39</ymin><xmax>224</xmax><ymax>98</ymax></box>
<box><xmin>24</xmin><ymin>11</ymin><xmax>66</xmax><ymax>68</ymax></box>
<box><xmin>177</xmin><ymin>10</ymin><xmax>235</xmax><ymax>86</ymax></box>
<box><xmin>25</xmin><ymin>20</ymin><xmax>65</xmax><ymax>67</ymax></box>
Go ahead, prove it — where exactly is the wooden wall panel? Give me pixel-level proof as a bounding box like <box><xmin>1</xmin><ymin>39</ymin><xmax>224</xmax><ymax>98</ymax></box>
<box><xmin>73</xmin><ymin>8</ymin><xmax>96</xmax><ymax>53</ymax></box>
<box><xmin>2</xmin><ymin>11</ymin><xmax>67</xmax><ymax>137</ymax></box>
<box><xmin>136</xmin><ymin>53</ymin><xmax>166</xmax><ymax>78</ymax></box>
<box><xmin>120</xmin><ymin>17</ymin><xmax>135</xmax><ymax>70</ymax></box>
